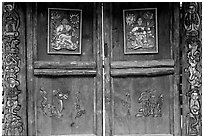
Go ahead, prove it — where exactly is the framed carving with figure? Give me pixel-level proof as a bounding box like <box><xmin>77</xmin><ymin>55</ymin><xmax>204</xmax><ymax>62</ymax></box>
<box><xmin>123</xmin><ymin>8</ymin><xmax>158</xmax><ymax>54</ymax></box>
<box><xmin>48</xmin><ymin>8</ymin><xmax>82</xmax><ymax>54</ymax></box>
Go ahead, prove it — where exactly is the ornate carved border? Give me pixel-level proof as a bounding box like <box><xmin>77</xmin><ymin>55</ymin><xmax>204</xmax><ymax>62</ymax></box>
<box><xmin>183</xmin><ymin>2</ymin><xmax>202</xmax><ymax>136</ymax></box>
<box><xmin>2</xmin><ymin>3</ymin><xmax>24</xmax><ymax>136</ymax></box>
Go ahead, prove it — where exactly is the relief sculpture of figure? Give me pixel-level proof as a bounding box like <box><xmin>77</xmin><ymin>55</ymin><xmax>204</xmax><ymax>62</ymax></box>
<box><xmin>128</xmin><ymin>13</ymin><xmax>155</xmax><ymax>50</ymax></box>
<box><xmin>53</xmin><ymin>18</ymin><xmax>77</xmax><ymax>51</ymax></box>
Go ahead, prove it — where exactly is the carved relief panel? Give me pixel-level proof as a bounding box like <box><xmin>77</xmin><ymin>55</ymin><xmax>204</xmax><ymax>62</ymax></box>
<box><xmin>136</xmin><ymin>89</ymin><xmax>163</xmax><ymax>117</ymax></box>
<box><xmin>2</xmin><ymin>3</ymin><xmax>24</xmax><ymax>136</ymax></box>
<box><xmin>123</xmin><ymin>8</ymin><xmax>158</xmax><ymax>54</ymax></box>
<box><xmin>183</xmin><ymin>2</ymin><xmax>202</xmax><ymax>136</ymax></box>
<box><xmin>36</xmin><ymin>77</ymin><xmax>94</xmax><ymax>135</ymax></box>
<box><xmin>113</xmin><ymin>76</ymin><xmax>171</xmax><ymax>135</ymax></box>
<box><xmin>40</xmin><ymin>88</ymin><xmax>70</xmax><ymax>118</ymax></box>
<box><xmin>48</xmin><ymin>8</ymin><xmax>82</xmax><ymax>54</ymax></box>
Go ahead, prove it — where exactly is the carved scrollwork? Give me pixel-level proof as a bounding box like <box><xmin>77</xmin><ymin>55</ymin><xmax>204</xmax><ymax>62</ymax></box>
<box><xmin>40</xmin><ymin>88</ymin><xmax>70</xmax><ymax>118</ymax></box>
<box><xmin>2</xmin><ymin>3</ymin><xmax>24</xmax><ymax>136</ymax></box>
<box><xmin>136</xmin><ymin>90</ymin><xmax>163</xmax><ymax>117</ymax></box>
<box><xmin>184</xmin><ymin>2</ymin><xmax>202</xmax><ymax>136</ymax></box>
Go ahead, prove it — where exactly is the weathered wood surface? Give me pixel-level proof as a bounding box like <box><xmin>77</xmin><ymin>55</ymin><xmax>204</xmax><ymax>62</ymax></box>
<box><xmin>171</xmin><ymin>3</ymin><xmax>181</xmax><ymax>136</ymax></box>
<box><xmin>36</xmin><ymin>77</ymin><xmax>95</xmax><ymax>135</ymax></box>
<box><xmin>112</xmin><ymin>76</ymin><xmax>172</xmax><ymax>135</ymax></box>
<box><xmin>93</xmin><ymin>3</ymin><xmax>103</xmax><ymax>135</ymax></box>
<box><xmin>111</xmin><ymin>59</ymin><xmax>174</xmax><ymax>69</ymax></box>
<box><xmin>2</xmin><ymin>2</ymin><xmax>27</xmax><ymax>136</ymax></box>
<box><xmin>111</xmin><ymin>68</ymin><xmax>174</xmax><ymax>77</ymax></box>
<box><xmin>34</xmin><ymin>69</ymin><xmax>97</xmax><ymax>76</ymax></box>
<box><xmin>111</xmin><ymin>3</ymin><xmax>172</xmax><ymax>61</ymax></box>
<box><xmin>181</xmin><ymin>2</ymin><xmax>202</xmax><ymax>136</ymax></box>
<box><xmin>103</xmin><ymin>3</ymin><xmax>113</xmax><ymax>136</ymax></box>
<box><xmin>26</xmin><ymin>3</ymin><xmax>37</xmax><ymax>136</ymax></box>
<box><xmin>27</xmin><ymin>2</ymin><xmax>103</xmax><ymax>136</ymax></box>
<box><xmin>34</xmin><ymin>61</ymin><xmax>96</xmax><ymax>69</ymax></box>
<box><xmin>104</xmin><ymin>2</ymin><xmax>181</xmax><ymax>136</ymax></box>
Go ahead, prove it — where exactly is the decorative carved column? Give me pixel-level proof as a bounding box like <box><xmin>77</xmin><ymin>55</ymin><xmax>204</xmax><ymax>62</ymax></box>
<box><xmin>182</xmin><ymin>2</ymin><xmax>202</xmax><ymax>136</ymax></box>
<box><xmin>2</xmin><ymin>2</ymin><xmax>24</xmax><ymax>135</ymax></box>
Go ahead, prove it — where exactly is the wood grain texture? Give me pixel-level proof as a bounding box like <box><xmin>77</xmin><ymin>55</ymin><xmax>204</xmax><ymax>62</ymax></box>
<box><xmin>17</xmin><ymin>3</ymin><xmax>28</xmax><ymax>135</ymax></box>
<box><xmin>105</xmin><ymin>2</ymin><xmax>181</xmax><ymax>136</ymax></box>
<box><xmin>93</xmin><ymin>3</ymin><xmax>103</xmax><ymax>135</ymax></box>
<box><xmin>34</xmin><ymin>61</ymin><xmax>96</xmax><ymax>69</ymax></box>
<box><xmin>171</xmin><ymin>3</ymin><xmax>181</xmax><ymax>136</ymax></box>
<box><xmin>111</xmin><ymin>3</ymin><xmax>171</xmax><ymax>61</ymax></box>
<box><xmin>36</xmin><ymin>3</ymin><xmax>94</xmax><ymax>62</ymax></box>
<box><xmin>103</xmin><ymin>3</ymin><xmax>113</xmax><ymax>136</ymax></box>
<box><xmin>113</xmin><ymin>76</ymin><xmax>171</xmax><ymax>135</ymax></box>
<box><xmin>111</xmin><ymin>59</ymin><xmax>174</xmax><ymax>69</ymax></box>
<box><xmin>34</xmin><ymin>69</ymin><xmax>97</xmax><ymax>76</ymax></box>
<box><xmin>36</xmin><ymin>77</ymin><xmax>95</xmax><ymax>135</ymax></box>
<box><xmin>29</xmin><ymin>2</ymin><xmax>103</xmax><ymax>136</ymax></box>
<box><xmin>111</xmin><ymin>68</ymin><xmax>174</xmax><ymax>77</ymax></box>
<box><xmin>26</xmin><ymin>3</ymin><xmax>37</xmax><ymax>135</ymax></box>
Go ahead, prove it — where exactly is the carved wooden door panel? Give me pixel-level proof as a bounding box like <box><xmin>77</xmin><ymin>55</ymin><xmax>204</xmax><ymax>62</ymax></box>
<box><xmin>26</xmin><ymin>3</ymin><xmax>103</xmax><ymax>135</ymax></box>
<box><xmin>103</xmin><ymin>3</ymin><xmax>181</xmax><ymax>136</ymax></box>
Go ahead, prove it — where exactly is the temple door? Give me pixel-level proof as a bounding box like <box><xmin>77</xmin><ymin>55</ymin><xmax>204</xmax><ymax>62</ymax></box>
<box><xmin>103</xmin><ymin>2</ymin><xmax>181</xmax><ymax>136</ymax></box>
<box><xmin>26</xmin><ymin>3</ymin><xmax>103</xmax><ymax>136</ymax></box>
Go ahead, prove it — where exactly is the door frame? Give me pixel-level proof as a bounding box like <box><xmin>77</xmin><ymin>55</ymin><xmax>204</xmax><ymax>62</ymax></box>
<box><xmin>4</xmin><ymin>2</ymin><xmax>197</xmax><ymax>136</ymax></box>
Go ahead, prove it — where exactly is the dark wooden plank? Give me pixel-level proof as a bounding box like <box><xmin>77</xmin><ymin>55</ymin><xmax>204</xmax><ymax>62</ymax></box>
<box><xmin>94</xmin><ymin>3</ymin><xmax>103</xmax><ymax>136</ymax></box>
<box><xmin>111</xmin><ymin>59</ymin><xmax>174</xmax><ymax>69</ymax></box>
<box><xmin>104</xmin><ymin>3</ymin><xmax>113</xmax><ymax>136</ymax></box>
<box><xmin>34</xmin><ymin>69</ymin><xmax>97</xmax><ymax>76</ymax></box>
<box><xmin>17</xmin><ymin>3</ymin><xmax>28</xmax><ymax>135</ymax></box>
<box><xmin>111</xmin><ymin>68</ymin><xmax>174</xmax><ymax>77</ymax></box>
<box><xmin>34</xmin><ymin>61</ymin><xmax>96</xmax><ymax>69</ymax></box>
<box><xmin>171</xmin><ymin>3</ymin><xmax>181</xmax><ymax>136</ymax></box>
<box><xmin>26</xmin><ymin>2</ymin><xmax>37</xmax><ymax>136</ymax></box>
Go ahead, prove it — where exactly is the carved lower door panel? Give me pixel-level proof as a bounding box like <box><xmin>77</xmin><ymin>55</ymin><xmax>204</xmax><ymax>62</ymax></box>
<box><xmin>113</xmin><ymin>76</ymin><xmax>171</xmax><ymax>135</ymax></box>
<box><xmin>36</xmin><ymin>77</ymin><xmax>95</xmax><ymax>135</ymax></box>
<box><xmin>104</xmin><ymin>3</ymin><xmax>181</xmax><ymax>135</ymax></box>
<box><xmin>26</xmin><ymin>3</ymin><xmax>103</xmax><ymax>136</ymax></box>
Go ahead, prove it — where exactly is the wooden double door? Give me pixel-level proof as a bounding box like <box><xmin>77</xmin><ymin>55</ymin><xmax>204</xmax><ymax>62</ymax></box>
<box><xmin>27</xmin><ymin>2</ymin><xmax>180</xmax><ymax>136</ymax></box>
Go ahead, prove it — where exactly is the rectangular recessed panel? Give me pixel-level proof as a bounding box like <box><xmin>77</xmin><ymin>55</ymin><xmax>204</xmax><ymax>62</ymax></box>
<box><xmin>37</xmin><ymin>3</ymin><xmax>94</xmax><ymax>61</ymax></box>
<box><xmin>113</xmin><ymin>75</ymin><xmax>172</xmax><ymax>135</ymax></box>
<box><xmin>36</xmin><ymin>77</ymin><xmax>95</xmax><ymax>135</ymax></box>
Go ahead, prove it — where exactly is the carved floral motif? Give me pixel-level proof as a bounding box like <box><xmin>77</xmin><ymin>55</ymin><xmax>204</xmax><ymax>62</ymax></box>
<box><xmin>136</xmin><ymin>90</ymin><xmax>163</xmax><ymax>117</ymax></box>
<box><xmin>40</xmin><ymin>88</ymin><xmax>70</xmax><ymax>118</ymax></box>
<box><xmin>184</xmin><ymin>2</ymin><xmax>202</xmax><ymax>136</ymax></box>
<box><xmin>2</xmin><ymin>3</ymin><xmax>24</xmax><ymax>136</ymax></box>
